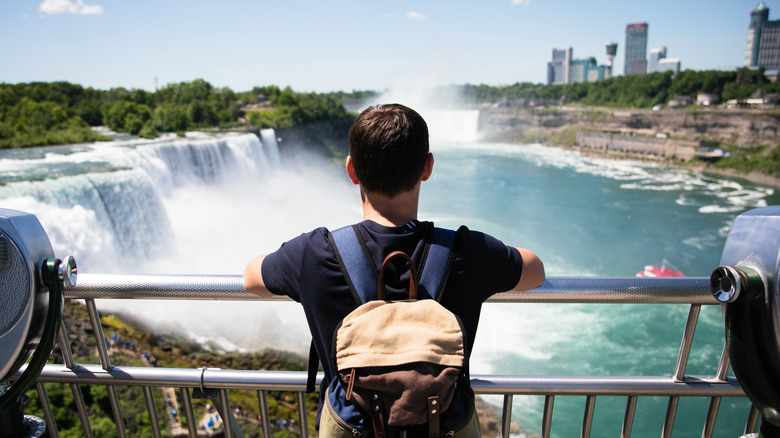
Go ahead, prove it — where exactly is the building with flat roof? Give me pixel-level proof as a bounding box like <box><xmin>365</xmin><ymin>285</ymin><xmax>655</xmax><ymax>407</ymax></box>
<box><xmin>746</xmin><ymin>2</ymin><xmax>780</xmax><ymax>70</ymax></box>
<box><xmin>625</xmin><ymin>23</ymin><xmax>648</xmax><ymax>75</ymax></box>
<box><xmin>656</xmin><ymin>58</ymin><xmax>681</xmax><ymax>74</ymax></box>
<box><xmin>649</xmin><ymin>47</ymin><xmax>681</xmax><ymax>74</ymax></box>
<box><xmin>648</xmin><ymin>47</ymin><xmax>666</xmax><ymax>72</ymax></box>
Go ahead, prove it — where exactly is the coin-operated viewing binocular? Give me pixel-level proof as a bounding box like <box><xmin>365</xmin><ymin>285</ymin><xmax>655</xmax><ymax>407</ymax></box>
<box><xmin>711</xmin><ymin>206</ymin><xmax>780</xmax><ymax>438</ymax></box>
<box><xmin>0</xmin><ymin>209</ymin><xmax>76</xmax><ymax>438</ymax></box>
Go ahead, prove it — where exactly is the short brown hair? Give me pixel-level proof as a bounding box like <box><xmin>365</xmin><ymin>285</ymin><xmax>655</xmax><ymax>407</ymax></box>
<box><xmin>348</xmin><ymin>104</ymin><xmax>429</xmax><ymax>197</ymax></box>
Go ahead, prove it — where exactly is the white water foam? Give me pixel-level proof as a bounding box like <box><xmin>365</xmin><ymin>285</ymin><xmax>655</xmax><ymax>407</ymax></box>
<box><xmin>492</xmin><ymin>143</ymin><xmax>773</xmax><ymax>214</ymax></box>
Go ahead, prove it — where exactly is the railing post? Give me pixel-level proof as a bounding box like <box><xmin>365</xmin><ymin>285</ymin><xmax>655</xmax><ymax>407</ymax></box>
<box><xmin>216</xmin><ymin>388</ymin><xmax>243</xmax><ymax>438</ymax></box>
<box><xmin>702</xmin><ymin>344</ymin><xmax>732</xmax><ymax>438</ymax></box>
<box><xmin>34</xmin><ymin>383</ymin><xmax>56</xmax><ymax>438</ymax></box>
<box><xmin>142</xmin><ymin>386</ymin><xmax>161</xmax><ymax>438</ymax></box>
<box><xmin>85</xmin><ymin>299</ymin><xmax>111</xmax><ymax>370</ymax></box>
<box><xmin>85</xmin><ymin>298</ymin><xmax>127</xmax><ymax>438</ymax></box>
<box><xmin>745</xmin><ymin>405</ymin><xmax>760</xmax><ymax>436</ymax></box>
<box><xmin>702</xmin><ymin>396</ymin><xmax>720</xmax><ymax>438</ymax></box>
<box><xmin>662</xmin><ymin>396</ymin><xmax>679</xmax><ymax>438</ymax></box>
<box><xmin>57</xmin><ymin>317</ymin><xmax>92</xmax><ymax>438</ymax></box>
<box><xmin>621</xmin><ymin>395</ymin><xmax>637</xmax><ymax>438</ymax></box>
<box><xmin>541</xmin><ymin>395</ymin><xmax>555</xmax><ymax>438</ymax></box>
<box><xmin>716</xmin><ymin>343</ymin><xmax>730</xmax><ymax>381</ymax></box>
<box><xmin>257</xmin><ymin>390</ymin><xmax>271</xmax><ymax>437</ymax></box>
<box><xmin>178</xmin><ymin>387</ymin><xmax>197</xmax><ymax>438</ymax></box>
<box><xmin>674</xmin><ymin>304</ymin><xmax>701</xmax><ymax>381</ymax></box>
<box><xmin>582</xmin><ymin>395</ymin><xmax>595</xmax><ymax>438</ymax></box>
<box><xmin>501</xmin><ymin>394</ymin><xmax>513</xmax><ymax>438</ymax></box>
<box><xmin>297</xmin><ymin>391</ymin><xmax>309</xmax><ymax>437</ymax></box>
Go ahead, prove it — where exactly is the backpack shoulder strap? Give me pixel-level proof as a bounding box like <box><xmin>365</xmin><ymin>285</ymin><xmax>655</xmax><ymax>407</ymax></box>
<box><xmin>329</xmin><ymin>224</ymin><xmax>377</xmax><ymax>305</ymax></box>
<box><xmin>419</xmin><ymin>227</ymin><xmax>456</xmax><ymax>301</ymax></box>
<box><xmin>307</xmin><ymin>224</ymin><xmax>374</xmax><ymax>393</ymax></box>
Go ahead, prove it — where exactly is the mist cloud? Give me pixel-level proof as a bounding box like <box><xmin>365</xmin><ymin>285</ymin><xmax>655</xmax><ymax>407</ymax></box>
<box><xmin>39</xmin><ymin>0</ymin><xmax>103</xmax><ymax>15</ymax></box>
<box><xmin>406</xmin><ymin>11</ymin><xmax>427</xmax><ymax>20</ymax></box>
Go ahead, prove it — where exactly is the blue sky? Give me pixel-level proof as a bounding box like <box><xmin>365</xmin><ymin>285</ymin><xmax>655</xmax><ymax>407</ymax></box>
<box><xmin>0</xmin><ymin>0</ymin><xmax>777</xmax><ymax>93</ymax></box>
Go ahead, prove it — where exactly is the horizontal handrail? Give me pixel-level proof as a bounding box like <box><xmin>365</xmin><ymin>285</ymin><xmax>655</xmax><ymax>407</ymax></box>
<box><xmin>66</xmin><ymin>273</ymin><xmax>716</xmax><ymax>304</ymax></box>
<box><xmin>23</xmin><ymin>364</ymin><xmax>744</xmax><ymax>397</ymax></box>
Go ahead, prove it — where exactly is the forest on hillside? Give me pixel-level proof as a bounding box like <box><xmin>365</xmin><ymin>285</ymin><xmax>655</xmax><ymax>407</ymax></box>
<box><xmin>0</xmin><ymin>80</ymin><xmax>353</xmax><ymax>148</ymax></box>
<box><xmin>459</xmin><ymin>67</ymin><xmax>780</xmax><ymax>108</ymax></box>
<box><xmin>2</xmin><ymin>67</ymin><xmax>778</xmax><ymax>149</ymax></box>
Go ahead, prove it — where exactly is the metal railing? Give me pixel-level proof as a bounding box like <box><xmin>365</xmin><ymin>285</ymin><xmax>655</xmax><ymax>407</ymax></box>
<box><xmin>18</xmin><ymin>274</ymin><xmax>757</xmax><ymax>438</ymax></box>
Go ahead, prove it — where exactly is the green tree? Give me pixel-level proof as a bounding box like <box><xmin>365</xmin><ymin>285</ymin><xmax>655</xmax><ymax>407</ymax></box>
<box><xmin>105</xmin><ymin>101</ymin><xmax>152</xmax><ymax>132</ymax></box>
<box><xmin>187</xmin><ymin>100</ymin><xmax>217</xmax><ymax>126</ymax></box>
<box><xmin>125</xmin><ymin>113</ymin><xmax>144</xmax><ymax>135</ymax></box>
<box><xmin>13</xmin><ymin>98</ymin><xmax>69</xmax><ymax>129</ymax></box>
<box><xmin>150</xmin><ymin>105</ymin><xmax>189</xmax><ymax>132</ymax></box>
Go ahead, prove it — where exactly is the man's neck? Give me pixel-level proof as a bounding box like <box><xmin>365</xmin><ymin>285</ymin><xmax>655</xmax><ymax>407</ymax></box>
<box><xmin>360</xmin><ymin>187</ymin><xmax>420</xmax><ymax>227</ymax></box>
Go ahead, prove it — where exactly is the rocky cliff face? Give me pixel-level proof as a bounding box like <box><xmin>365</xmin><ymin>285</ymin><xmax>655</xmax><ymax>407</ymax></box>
<box><xmin>480</xmin><ymin>107</ymin><xmax>780</xmax><ymax>147</ymax></box>
<box><xmin>276</xmin><ymin>117</ymin><xmax>353</xmax><ymax>160</ymax></box>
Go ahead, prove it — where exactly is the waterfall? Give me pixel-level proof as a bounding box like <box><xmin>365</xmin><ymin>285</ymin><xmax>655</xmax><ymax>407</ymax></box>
<box><xmin>259</xmin><ymin>128</ymin><xmax>281</xmax><ymax>166</ymax></box>
<box><xmin>0</xmin><ymin>132</ymin><xmax>282</xmax><ymax>271</ymax></box>
<box><xmin>421</xmin><ymin>109</ymin><xmax>480</xmax><ymax>143</ymax></box>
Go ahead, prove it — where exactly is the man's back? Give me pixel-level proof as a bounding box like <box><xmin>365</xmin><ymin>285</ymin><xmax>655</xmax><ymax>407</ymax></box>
<box><xmin>260</xmin><ymin>220</ymin><xmax>523</xmax><ymax>379</ymax></box>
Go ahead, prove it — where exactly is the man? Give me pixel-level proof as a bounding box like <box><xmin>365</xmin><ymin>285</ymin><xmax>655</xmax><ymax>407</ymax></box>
<box><xmin>244</xmin><ymin>103</ymin><xmax>545</xmax><ymax>437</ymax></box>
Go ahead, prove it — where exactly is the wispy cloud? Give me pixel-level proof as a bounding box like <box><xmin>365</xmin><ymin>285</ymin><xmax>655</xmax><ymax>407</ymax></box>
<box><xmin>406</xmin><ymin>11</ymin><xmax>427</xmax><ymax>20</ymax></box>
<box><xmin>512</xmin><ymin>0</ymin><xmax>531</xmax><ymax>5</ymax></box>
<box><xmin>39</xmin><ymin>0</ymin><xmax>103</xmax><ymax>15</ymax></box>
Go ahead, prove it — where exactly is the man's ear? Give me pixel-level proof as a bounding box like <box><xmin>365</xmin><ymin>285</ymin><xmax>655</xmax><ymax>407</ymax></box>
<box><xmin>421</xmin><ymin>153</ymin><xmax>434</xmax><ymax>182</ymax></box>
<box><xmin>346</xmin><ymin>155</ymin><xmax>360</xmax><ymax>185</ymax></box>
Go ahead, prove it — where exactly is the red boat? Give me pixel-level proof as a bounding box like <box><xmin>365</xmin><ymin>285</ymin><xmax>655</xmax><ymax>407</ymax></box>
<box><xmin>636</xmin><ymin>259</ymin><xmax>685</xmax><ymax>277</ymax></box>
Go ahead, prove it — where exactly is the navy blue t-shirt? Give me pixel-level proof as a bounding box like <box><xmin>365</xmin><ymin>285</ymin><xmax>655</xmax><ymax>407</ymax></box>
<box><xmin>261</xmin><ymin>220</ymin><xmax>524</xmax><ymax>428</ymax></box>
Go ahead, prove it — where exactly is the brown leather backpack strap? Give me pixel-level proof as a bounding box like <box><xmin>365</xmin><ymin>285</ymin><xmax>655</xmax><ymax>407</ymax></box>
<box><xmin>427</xmin><ymin>396</ymin><xmax>441</xmax><ymax>438</ymax></box>
<box><xmin>377</xmin><ymin>251</ymin><xmax>419</xmax><ymax>300</ymax></box>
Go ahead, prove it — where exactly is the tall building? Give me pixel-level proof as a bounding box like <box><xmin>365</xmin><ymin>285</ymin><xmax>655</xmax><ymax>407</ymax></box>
<box><xmin>624</xmin><ymin>23</ymin><xmax>648</xmax><ymax>75</ymax></box>
<box><xmin>758</xmin><ymin>20</ymin><xmax>780</xmax><ymax>70</ymax></box>
<box><xmin>746</xmin><ymin>2</ymin><xmax>780</xmax><ymax>70</ymax></box>
<box><xmin>547</xmin><ymin>48</ymin><xmax>571</xmax><ymax>85</ymax></box>
<box><xmin>746</xmin><ymin>2</ymin><xmax>769</xmax><ymax>67</ymax></box>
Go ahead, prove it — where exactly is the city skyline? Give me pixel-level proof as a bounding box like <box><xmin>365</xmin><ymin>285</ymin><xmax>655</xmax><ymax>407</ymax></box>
<box><xmin>0</xmin><ymin>1</ymin><xmax>777</xmax><ymax>94</ymax></box>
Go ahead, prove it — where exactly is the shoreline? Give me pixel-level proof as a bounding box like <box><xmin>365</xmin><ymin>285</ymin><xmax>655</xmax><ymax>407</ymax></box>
<box><xmin>556</xmin><ymin>144</ymin><xmax>780</xmax><ymax>189</ymax></box>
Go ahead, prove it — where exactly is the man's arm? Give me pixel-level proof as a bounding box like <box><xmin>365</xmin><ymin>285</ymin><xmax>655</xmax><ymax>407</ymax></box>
<box><xmin>243</xmin><ymin>255</ymin><xmax>275</xmax><ymax>298</ymax></box>
<box><xmin>513</xmin><ymin>248</ymin><xmax>545</xmax><ymax>291</ymax></box>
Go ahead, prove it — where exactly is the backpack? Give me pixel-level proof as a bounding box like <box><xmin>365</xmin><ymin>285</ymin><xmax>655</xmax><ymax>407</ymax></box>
<box><xmin>307</xmin><ymin>224</ymin><xmax>472</xmax><ymax>438</ymax></box>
